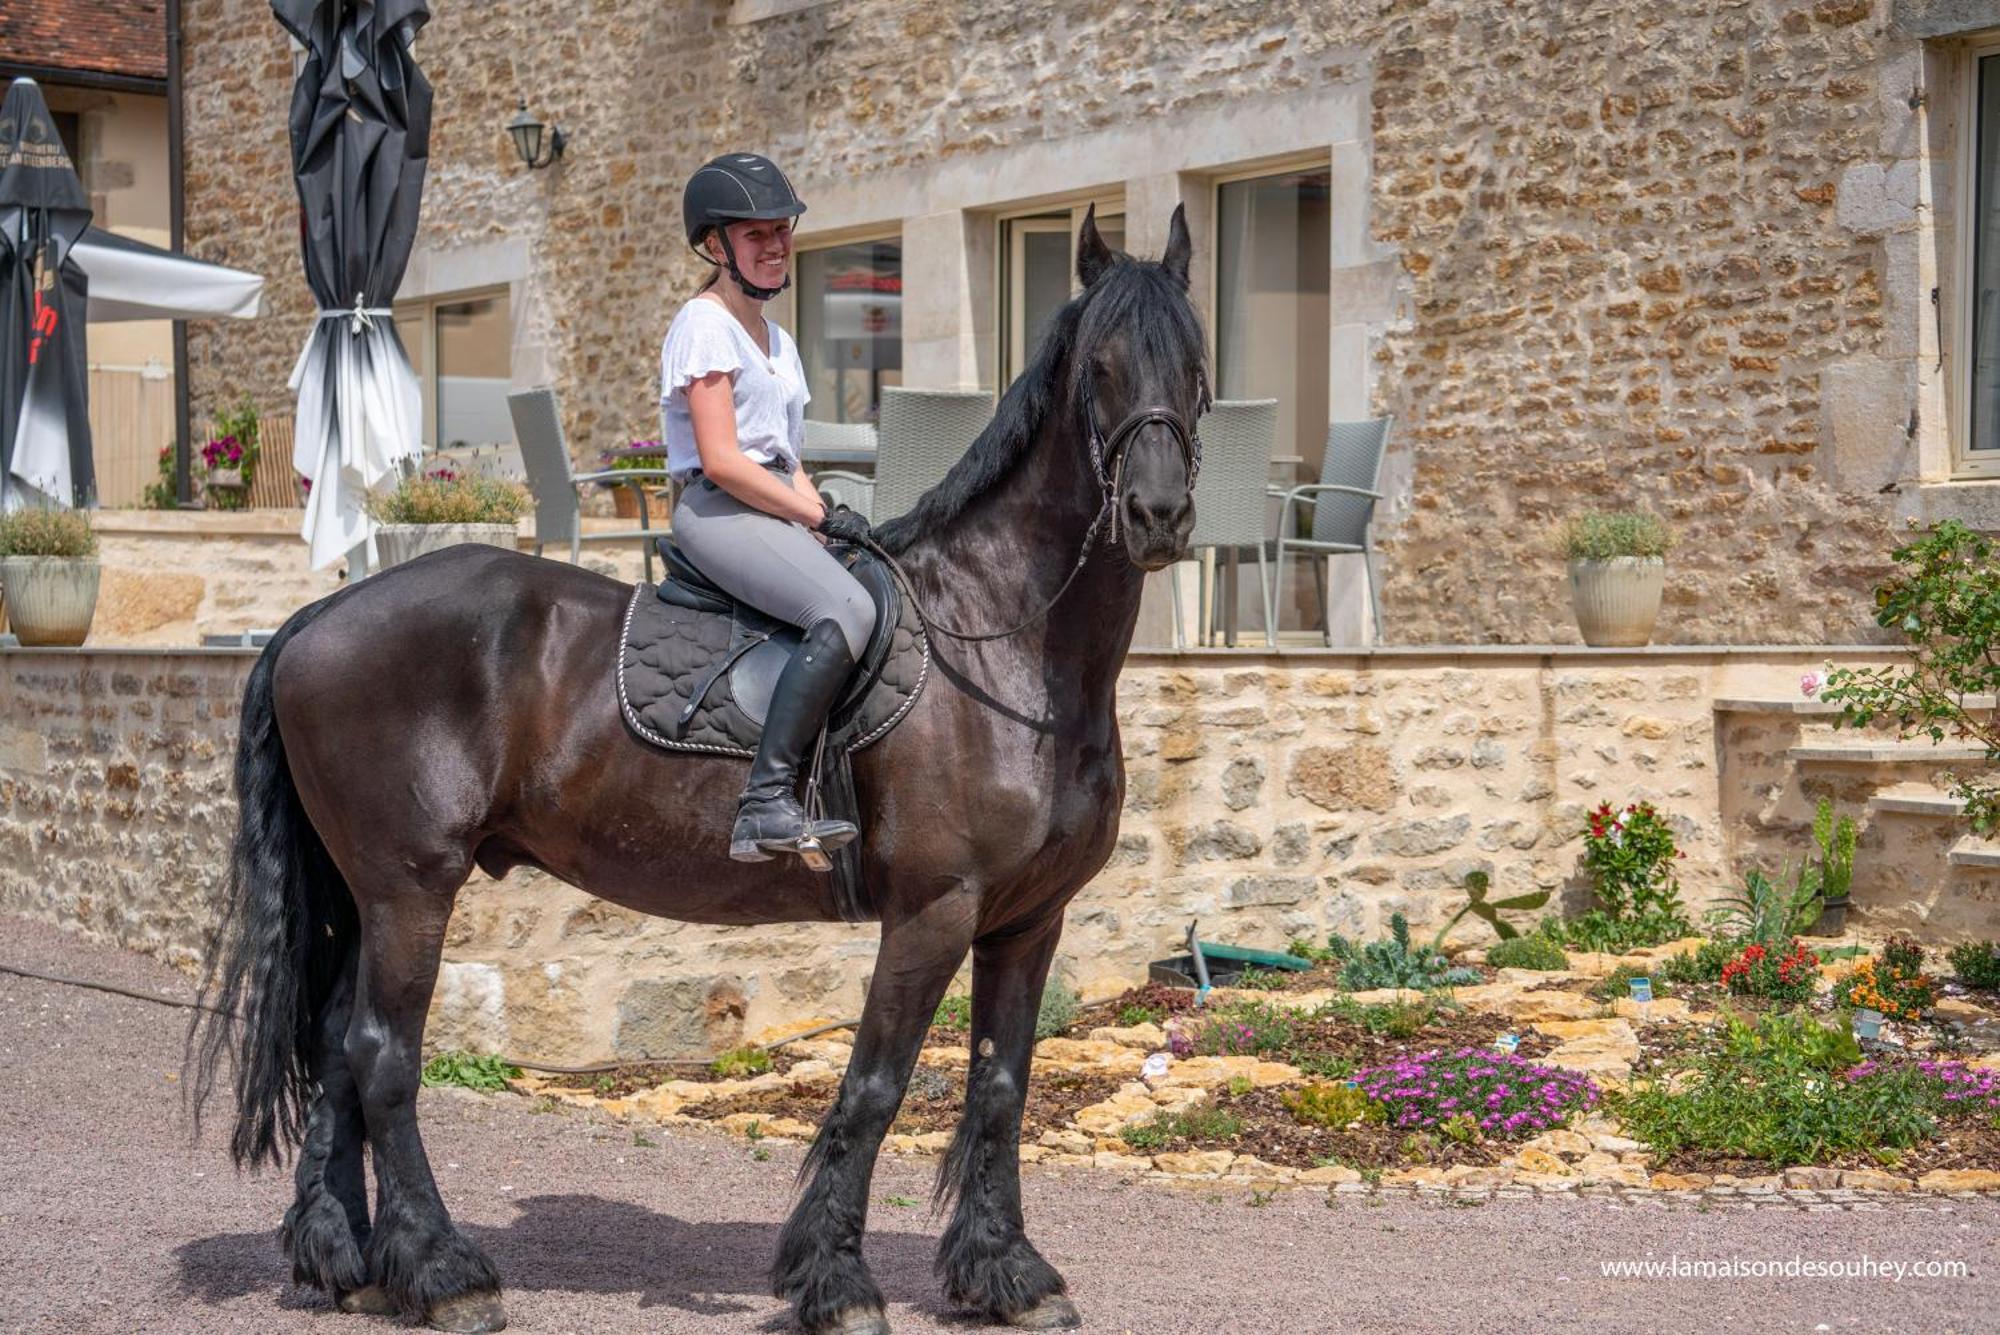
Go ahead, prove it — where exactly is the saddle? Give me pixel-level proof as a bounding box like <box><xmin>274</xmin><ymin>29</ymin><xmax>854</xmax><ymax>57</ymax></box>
<box><xmin>616</xmin><ymin>537</ymin><xmax>930</xmax><ymax>921</ymax></box>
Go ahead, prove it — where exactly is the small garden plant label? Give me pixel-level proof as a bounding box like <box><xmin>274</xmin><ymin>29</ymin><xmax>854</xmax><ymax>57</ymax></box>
<box><xmin>1628</xmin><ymin>977</ymin><xmax>1653</xmax><ymax>1005</ymax></box>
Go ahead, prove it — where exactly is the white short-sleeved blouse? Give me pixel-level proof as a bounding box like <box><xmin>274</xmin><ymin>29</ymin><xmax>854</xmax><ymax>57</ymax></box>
<box><xmin>658</xmin><ymin>296</ymin><xmax>810</xmax><ymax>481</ymax></box>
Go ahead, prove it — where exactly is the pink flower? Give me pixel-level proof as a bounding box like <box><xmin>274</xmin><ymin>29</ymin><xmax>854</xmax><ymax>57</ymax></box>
<box><xmin>1800</xmin><ymin>671</ymin><xmax>1821</xmax><ymax>698</ymax></box>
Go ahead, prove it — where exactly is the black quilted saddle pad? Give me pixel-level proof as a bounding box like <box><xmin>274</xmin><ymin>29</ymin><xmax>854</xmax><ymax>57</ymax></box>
<box><xmin>617</xmin><ymin>550</ymin><xmax>929</xmax><ymax>759</ymax></box>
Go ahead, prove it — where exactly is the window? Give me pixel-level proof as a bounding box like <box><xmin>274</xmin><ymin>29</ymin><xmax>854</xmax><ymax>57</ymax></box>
<box><xmin>51</xmin><ymin>111</ymin><xmax>81</xmax><ymax>169</ymax></box>
<box><xmin>796</xmin><ymin>238</ymin><xmax>902</xmax><ymax>423</ymax></box>
<box><xmin>1966</xmin><ymin>41</ymin><xmax>2000</xmax><ymax>471</ymax></box>
<box><xmin>999</xmin><ymin>203</ymin><xmax>1124</xmax><ymax>384</ymax></box>
<box><xmin>393</xmin><ymin>289</ymin><xmax>513</xmax><ymax>450</ymax></box>
<box><xmin>1215</xmin><ymin>165</ymin><xmax>1331</xmax><ymax>475</ymax></box>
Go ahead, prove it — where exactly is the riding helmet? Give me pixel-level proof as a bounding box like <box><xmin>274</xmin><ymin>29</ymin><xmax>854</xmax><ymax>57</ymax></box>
<box><xmin>683</xmin><ymin>153</ymin><xmax>807</xmax><ymax>299</ymax></box>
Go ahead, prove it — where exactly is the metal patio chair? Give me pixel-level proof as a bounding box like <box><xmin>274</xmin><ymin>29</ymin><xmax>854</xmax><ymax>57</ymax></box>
<box><xmin>804</xmin><ymin>419</ymin><xmax>880</xmax><ymax>520</ymax></box>
<box><xmin>1269</xmin><ymin>415</ymin><xmax>1392</xmax><ymax>646</ymax></box>
<box><xmin>507</xmin><ymin>387</ymin><xmax>671</xmax><ymax>582</ymax></box>
<box><xmin>1173</xmin><ymin>398</ymin><xmax>1278</xmax><ymax>648</ymax></box>
<box><xmin>871</xmin><ymin>386</ymin><xmax>992</xmax><ymax>522</ymax></box>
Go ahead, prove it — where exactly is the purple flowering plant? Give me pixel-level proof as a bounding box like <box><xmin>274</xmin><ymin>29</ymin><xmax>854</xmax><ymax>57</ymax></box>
<box><xmin>201</xmin><ymin>434</ymin><xmax>244</xmax><ymax>470</ymax></box>
<box><xmin>1351</xmin><ymin>1048</ymin><xmax>1599</xmax><ymax>1137</ymax></box>
<box><xmin>1846</xmin><ymin>1057</ymin><xmax>2000</xmax><ymax>1115</ymax></box>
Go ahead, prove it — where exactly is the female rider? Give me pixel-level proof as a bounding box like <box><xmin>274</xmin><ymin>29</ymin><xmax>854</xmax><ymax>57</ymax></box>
<box><xmin>661</xmin><ymin>153</ymin><xmax>876</xmax><ymax>863</ymax></box>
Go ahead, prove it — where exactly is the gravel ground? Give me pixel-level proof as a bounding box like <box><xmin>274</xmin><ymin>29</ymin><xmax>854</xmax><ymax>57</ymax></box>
<box><xmin>2</xmin><ymin>915</ymin><xmax>1995</xmax><ymax>1335</ymax></box>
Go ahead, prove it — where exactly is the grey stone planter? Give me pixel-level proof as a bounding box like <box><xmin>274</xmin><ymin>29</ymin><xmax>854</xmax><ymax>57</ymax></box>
<box><xmin>0</xmin><ymin>556</ymin><xmax>101</xmax><ymax>647</ymax></box>
<box><xmin>1567</xmin><ymin>556</ymin><xmax>1665</xmax><ymax>647</ymax></box>
<box><xmin>373</xmin><ymin>523</ymin><xmax>519</xmax><ymax>571</ymax></box>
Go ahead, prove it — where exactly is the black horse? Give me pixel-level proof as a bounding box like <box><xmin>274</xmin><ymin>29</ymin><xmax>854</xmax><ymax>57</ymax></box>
<box><xmin>193</xmin><ymin>206</ymin><xmax>1205</xmax><ymax>1334</ymax></box>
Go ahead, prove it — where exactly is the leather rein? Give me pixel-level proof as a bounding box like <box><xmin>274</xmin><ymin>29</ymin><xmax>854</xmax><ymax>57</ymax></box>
<box><xmin>855</xmin><ymin>376</ymin><xmax>1208</xmax><ymax>645</ymax></box>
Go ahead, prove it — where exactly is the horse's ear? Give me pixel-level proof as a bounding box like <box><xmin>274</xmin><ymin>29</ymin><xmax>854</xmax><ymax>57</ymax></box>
<box><xmin>1162</xmin><ymin>204</ymin><xmax>1192</xmax><ymax>289</ymax></box>
<box><xmin>1077</xmin><ymin>203</ymin><xmax>1114</xmax><ymax>288</ymax></box>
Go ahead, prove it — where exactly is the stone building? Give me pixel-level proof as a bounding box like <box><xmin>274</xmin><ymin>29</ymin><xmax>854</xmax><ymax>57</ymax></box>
<box><xmin>176</xmin><ymin>0</ymin><xmax>2000</xmax><ymax>643</ymax></box>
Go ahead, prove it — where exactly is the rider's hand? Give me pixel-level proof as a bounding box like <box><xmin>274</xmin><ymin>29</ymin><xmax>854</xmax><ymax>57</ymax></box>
<box><xmin>816</xmin><ymin>504</ymin><xmax>874</xmax><ymax>547</ymax></box>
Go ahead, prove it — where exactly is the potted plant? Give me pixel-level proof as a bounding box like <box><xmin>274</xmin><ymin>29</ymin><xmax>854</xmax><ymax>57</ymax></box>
<box><xmin>366</xmin><ymin>465</ymin><xmax>530</xmax><ymax>569</ymax></box>
<box><xmin>600</xmin><ymin>441</ymin><xmax>672</xmax><ymax>520</ymax></box>
<box><xmin>0</xmin><ymin>506</ymin><xmax>101</xmax><ymax>646</ymax></box>
<box><xmin>1560</xmin><ymin>510</ymin><xmax>1672</xmax><ymax>646</ymax></box>
<box><xmin>199</xmin><ymin>396</ymin><xmax>261</xmax><ymax>511</ymax></box>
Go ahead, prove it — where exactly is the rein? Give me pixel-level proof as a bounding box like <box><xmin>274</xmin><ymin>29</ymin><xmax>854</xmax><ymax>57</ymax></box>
<box><xmin>859</xmin><ymin>378</ymin><xmax>1207</xmax><ymax>645</ymax></box>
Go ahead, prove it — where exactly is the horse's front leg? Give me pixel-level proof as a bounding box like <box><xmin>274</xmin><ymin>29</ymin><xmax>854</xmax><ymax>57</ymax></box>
<box><xmin>935</xmin><ymin>914</ymin><xmax>1078</xmax><ymax>1329</ymax></box>
<box><xmin>774</xmin><ymin>890</ymin><xmax>977</xmax><ymax>1335</ymax></box>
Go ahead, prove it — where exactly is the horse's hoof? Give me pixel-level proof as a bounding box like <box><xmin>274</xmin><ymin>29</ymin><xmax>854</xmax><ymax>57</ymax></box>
<box><xmin>823</xmin><ymin>1306</ymin><xmax>891</xmax><ymax>1335</ymax></box>
<box><xmin>1007</xmin><ymin>1294</ymin><xmax>1081</xmax><ymax>1329</ymax></box>
<box><xmin>426</xmin><ymin>1291</ymin><xmax>508</xmax><ymax>1333</ymax></box>
<box><xmin>335</xmin><ymin>1284</ymin><xmax>396</xmax><ymax>1315</ymax></box>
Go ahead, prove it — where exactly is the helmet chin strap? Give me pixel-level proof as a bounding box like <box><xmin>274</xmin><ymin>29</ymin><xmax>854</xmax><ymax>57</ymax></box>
<box><xmin>715</xmin><ymin>229</ymin><xmax>790</xmax><ymax>301</ymax></box>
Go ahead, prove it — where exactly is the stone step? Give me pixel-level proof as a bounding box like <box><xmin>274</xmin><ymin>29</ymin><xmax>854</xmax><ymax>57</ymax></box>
<box><xmin>1789</xmin><ymin>742</ymin><xmax>1992</xmax><ymax>764</ymax></box>
<box><xmin>1712</xmin><ymin>698</ymin><xmax>1847</xmax><ymax>716</ymax></box>
<box><xmin>1868</xmin><ymin>785</ymin><xmax>1968</xmax><ymax>818</ymax></box>
<box><xmin>1948</xmin><ymin>837</ymin><xmax>2000</xmax><ymax>870</ymax></box>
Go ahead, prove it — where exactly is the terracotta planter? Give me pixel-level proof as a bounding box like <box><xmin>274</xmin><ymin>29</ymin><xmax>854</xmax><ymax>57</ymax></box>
<box><xmin>1567</xmin><ymin>556</ymin><xmax>1665</xmax><ymax>647</ymax></box>
<box><xmin>611</xmin><ymin>485</ymin><xmax>671</xmax><ymax>520</ymax></box>
<box><xmin>0</xmin><ymin>556</ymin><xmax>100</xmax><ymax>646</ymax></box>
<box><xmin>373</xmin><ymin>522</ymin><xmax>519</xmax><ymax>570</ymax></box>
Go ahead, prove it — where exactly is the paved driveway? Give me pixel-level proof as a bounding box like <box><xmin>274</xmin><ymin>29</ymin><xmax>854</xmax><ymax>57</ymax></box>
<box><xmin>1</xmin><ymin>916</ymin><xmax>1993</xmax><ymax>1334</ymax></box>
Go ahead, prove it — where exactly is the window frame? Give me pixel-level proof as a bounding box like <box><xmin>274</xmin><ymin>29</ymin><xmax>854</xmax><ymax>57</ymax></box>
<box><xmin>789</xmin><ymin>226</ymin><xmax>904</xmax><ymax>424</ymax></box>
<box><xmin>1208</xmin><ymin>153</ymin><xmax>1335</xmax><ymax>472</ymax></box>
<box><xmin>391</xmin><ymin>284</ymin><xmax>511</xmax><ymax>451</ymax></box>
<box><xmin>993</xmin><ymin>195</ymin><xmax>1124</xmax><ymax>385</ymax></box>
<box><xmin>1957</xmin><ymin>35</ymin><xmax>2000</xmax><ymax>476</ymax></box>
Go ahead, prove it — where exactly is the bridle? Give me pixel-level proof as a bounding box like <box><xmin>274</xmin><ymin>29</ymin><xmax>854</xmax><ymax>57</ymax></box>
<box><xmin>855</xmin><ymin>369</ymin><xmax>1208</xmax><ymax>644</ymax></box>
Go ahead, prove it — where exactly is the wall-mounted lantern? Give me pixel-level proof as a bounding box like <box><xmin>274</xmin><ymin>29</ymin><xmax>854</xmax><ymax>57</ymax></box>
<box><xmin>506</xmin><ymin>100</ymin><xmax>566</xmax><ymax>169</ymax></box>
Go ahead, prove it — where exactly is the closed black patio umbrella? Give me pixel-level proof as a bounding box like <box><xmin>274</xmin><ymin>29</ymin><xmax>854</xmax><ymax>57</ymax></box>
<box><xmin>273</xmin><ymin>0</ymin><xmax>433</xmax><ymax>570</ymax></box>
<box><xmin>0</xmin><ymin>77</ymin><xmax>95</xmax><ymax>510</ymax></box>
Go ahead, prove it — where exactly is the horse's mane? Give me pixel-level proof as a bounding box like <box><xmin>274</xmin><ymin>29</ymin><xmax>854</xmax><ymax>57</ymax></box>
<box><xmin>873</xmin><ymin>256</ymin><xmax>1204</xmax><ymax>555</ymax></box>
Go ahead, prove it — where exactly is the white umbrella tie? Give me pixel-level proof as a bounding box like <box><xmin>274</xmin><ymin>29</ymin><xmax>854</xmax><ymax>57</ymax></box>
<box><xmin>317</xmin><ymin>294</ymin><xmax>391</xmax><ymax>336</ymax></box>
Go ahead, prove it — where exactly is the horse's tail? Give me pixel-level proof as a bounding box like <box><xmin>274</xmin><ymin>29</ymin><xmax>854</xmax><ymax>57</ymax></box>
<box><xmin>188</xmin><ymin>596</ymin><xmax>356</xmax><ymax>1170</ymax></box>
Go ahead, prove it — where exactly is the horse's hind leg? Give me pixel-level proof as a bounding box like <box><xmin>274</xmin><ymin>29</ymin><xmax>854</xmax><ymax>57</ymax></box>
<box><xmin>346</xmin><ymin>889</ymin><xmax>505</xmax><ymax>1333</ymax></box>
<box><xmin>936</xmin><ymin>916</ymin><xmax>1077</xmax><ymax>1329</ymax></box>
<box><xmin>280</xmin><ymin>941</ymin><xmax>384</xmax><ymax>1311</ymax></box>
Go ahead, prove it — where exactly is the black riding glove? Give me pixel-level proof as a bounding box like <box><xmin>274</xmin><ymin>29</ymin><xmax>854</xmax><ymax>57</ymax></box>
<box><xmin>817</xmin><ymin>504</ymin><xmax>874</xmax><ymax>546</ymax></box>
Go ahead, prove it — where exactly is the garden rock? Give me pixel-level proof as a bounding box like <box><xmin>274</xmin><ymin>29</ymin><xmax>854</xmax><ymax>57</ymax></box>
<box><xmin>1527</xmin><ymin>1128</ymin><xmax>1592</xmax><ymax>1156</ymax></box>
<box><xmin>1222</xmin><ymin>1155</ymin><xmax>1293</xmax><ymax>1183</ymax></box>
<box><xmin>1649</xmin><ymin>1172</ymin><xmax>1711</xmax><ymax>1190</ymax></box>
<box><xmin>1782</xmin><ymin>1166</ymin><xmax>1843</xmax><ymax>1190</ymax></box>
<box><xmin>1088</xmin><ymin>1022</ymin><xmax>1166</xmax><ymax>1048</ymax></box>
<box><xmin>1916</xmin><ymin>1169</ymin><xmax>2000</xmax><ymax>1192</ymax></box>
<box><xmin>1612</xmin><ymin>996</ymin><xmax>1692</xmax><ymax>1022</ymax></box>
<box><xmin>1153</xmin><ymin>1150</ymin><xmax>1236</xmax><ymax>1177</ymax></box>
<box><xmin>1157</xmin><ymin>1055</ymin><xmax>1300</xmax><ymax>1089</ymax></box>
<box><xmin>1092</xmin><ymin>1150</ymin><xmax>1156</xmax><ymax>1175</ymax></box>
<box><xmin>1444</xmin><ymin>1165</ymin><xmax>1515</xmax><ymax>1188</ymax></box>
<box><xmin>1297</xmin><ymin>1163</ymin><xmax>1362</xmax><ymax>1185</ymax></box>
<box><xmin>1033</xmin><ymin>1037</ymin><xmax>1148</xmax><ymax>1074</ymax></box>
<box><xmin>1514</xmin><ymin>1147</ymin><xmax>1571</xmax><ymax>1176</ymax></box>
<box><xmin>1072</xmin><ymin>1088</ymin><xmax>1167</xmax><ymax>1135</ymax></box>
<box><xmin>1839</xmin><ymin>1169</ymin><xmax>1914</xmax><ymax>1192</ymax></box>
<box><xmin>1038</xmin><ymin>1128</ymin><xmax>1094</xmax><ymax>1155</ymax></box>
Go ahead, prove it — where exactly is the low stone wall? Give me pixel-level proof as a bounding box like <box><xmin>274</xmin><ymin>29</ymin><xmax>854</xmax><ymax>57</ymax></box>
<box><xmin>7</xmin><ymin>642</ymin><xmax>1977</xmax><ymax>1064</ymax></box>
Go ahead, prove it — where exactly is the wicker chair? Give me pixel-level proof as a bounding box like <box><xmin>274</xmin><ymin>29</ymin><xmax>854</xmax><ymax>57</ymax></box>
<box><xmin>507</xmin><ymin>387</ymin><xmax>672</xmax><ymax>582</ymax></box>
<box><xmin>1173</xmin><ymin>398</ymin><xmax>1278</xmax><ymax>648</ymax></box>
<box><xmin>1269</xmin><ymin>416</ymin><xmax>1392</xmax><ymax>645</ymax></box>
<box><xmin>872</xmin><ymin>386</ymin><xmax>992</xmax><ymax>522</ymax></box>
<box><xmin>247</xmin><ymin>413</ymin><xmax>300</xmax><ymax>508</ymax></box>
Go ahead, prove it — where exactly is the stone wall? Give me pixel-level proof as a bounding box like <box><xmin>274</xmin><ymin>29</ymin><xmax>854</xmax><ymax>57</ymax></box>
<box><xmin>177</xmin><ymin>0</ymin><xmax>1970</xmax><ymax>646</ymax></box>
<box><xmin>10</xmin><ymin>642</ymin><xmax>1985</xmax><ymax>1064</ymax></box>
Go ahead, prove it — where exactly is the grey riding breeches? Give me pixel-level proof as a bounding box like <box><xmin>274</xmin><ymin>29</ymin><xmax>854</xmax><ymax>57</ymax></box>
<box><xmin>670</xmin><ymin>477</ymin><xmax>877</xmax><ymax>659</ymax></box>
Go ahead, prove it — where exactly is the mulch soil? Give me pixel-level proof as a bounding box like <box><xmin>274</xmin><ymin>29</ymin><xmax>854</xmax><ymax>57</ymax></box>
<box><xmin>691</xmin><ymin>1066</ymin><xmax>1131</xmax><ymax>1141</ymax></box>
<box><xmin>1130</xmin><ymin>1086</ymin><xmax>1518</xmax><ymax>1172</ymax></box>
<box><xmin>1653</xmin><ymin>1116</ymin><xmax>2000</xmax><ymax>1179</ymax></box>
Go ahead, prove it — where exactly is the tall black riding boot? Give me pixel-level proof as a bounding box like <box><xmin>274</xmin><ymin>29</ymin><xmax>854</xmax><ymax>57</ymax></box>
<box><xmin>729</xmin><ymin>617</ymin><xmax>862</xmax><ymax>863</ymax></box>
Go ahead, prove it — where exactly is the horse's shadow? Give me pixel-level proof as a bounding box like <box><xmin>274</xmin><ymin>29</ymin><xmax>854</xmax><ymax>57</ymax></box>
<box><xmin>175</xmin><ymin>1192</ymin><xmax>949</xmax><ymax>1323</ymax></box>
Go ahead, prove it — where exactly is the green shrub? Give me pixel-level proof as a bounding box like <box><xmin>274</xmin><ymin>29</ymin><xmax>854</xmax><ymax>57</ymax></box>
<box><xmin>1287</xmin><ymin>937</ymin><xmax>1337</xmax><ymax>964</ymax></box>
<box><xmin>1658</xmin><ymin>939</ymin><xmax>1735</xmax><ymax>985</ymax></box>
<box><xmin>1235</xmin><ymin>966</ymin><xmax>1288</xmax><ymax>991</ymax></box>
<box><xmin>1313</xmin><ymin>995</ymin><xmax>1442</xmax><ymax>1038</ymax></box>
<box><xmin>709</xmin><ymin>1045</ymin><xmax>773</xmax><ymax>1079</ymax></box>
<box><xmin>1558</xmin><ymin>510</ymin><xmax>1673</xmax><ymax>561</ymax></box>
<box><xmin>1116</xmin><ymin>1002</ymin><xmax>1164</xmax><ymax>1027</ymax></box>
<box><xmin>1542</xmin><ymin>910</ymin><xmax>1691</xmax><ymax>955</ymax></box>
<box><xmin>1034</xmin><ymin>976</ymin><xmax>1080</xmax><ymax>1040</ymax></box>
<box><xmin>1120</xmin><ymin>1104</ymin><xmax>1243</xmax><ymax>1151</ymax></box>
<box><xmin>1709</xmin><ymin>866</ymin><xmax>1822</xmax><ymax>946</ymax></box>
<box><xmin>1486</xmin><ymin>935</ymin><xmax>1569</xmax><ymax>971</ymax></box>
<box><xmin>1614</xmin><ymin>1013</ymin><xmax>1939</xmax><ymax>1165</ymax></box>
<box><xmin>0</xmin><ymin>506</ymin><xmax>97</xmax><ymax>558</ymax></box>
<box><xmin>1579</xmin><ymin>801</ymin><xmax>1688</xmax><ymax>924</ymax></box>
<box><xmin>1948</xmin><ymin>941</ymin><xmax>2000</xmax><ymax>990</ymax></box>
<box><xmin>1169</xmin><ymin>999</ymin><xmax>1296</xmax><ymax>1057</ymax></box>
<box><xmin>366</xmin><ymin>471</ymin><xmax>530</xmax><ymax>525</ymax></box>
<box><xmin>1282</xmin><ymin>1081</ymin><xmax>1384</xmax><ymax>1128</ymax></box>
<box><xmin>1821</xmin><ymin>520</ymin><xmax>2000</xmax><ymax>833</ymax></box>
<box><xmin>1591</xmin><ymin>963</ymin><xmax>1662</xmax><ymax>1003</ymax></box>
<box><xmin>420</xmin><ymin>1051</ymin><xmax>521</xmax><ymax>1092</ymax></box>
<box><xmin>1327</xmin><ymin>913</ymin><xmax>1481</xmax><ymax>990</ymax></box>
<box><xmin>933</xmin><ymin>995</ymin><xmax>971</xmax><ymax>1032</ymax></box>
